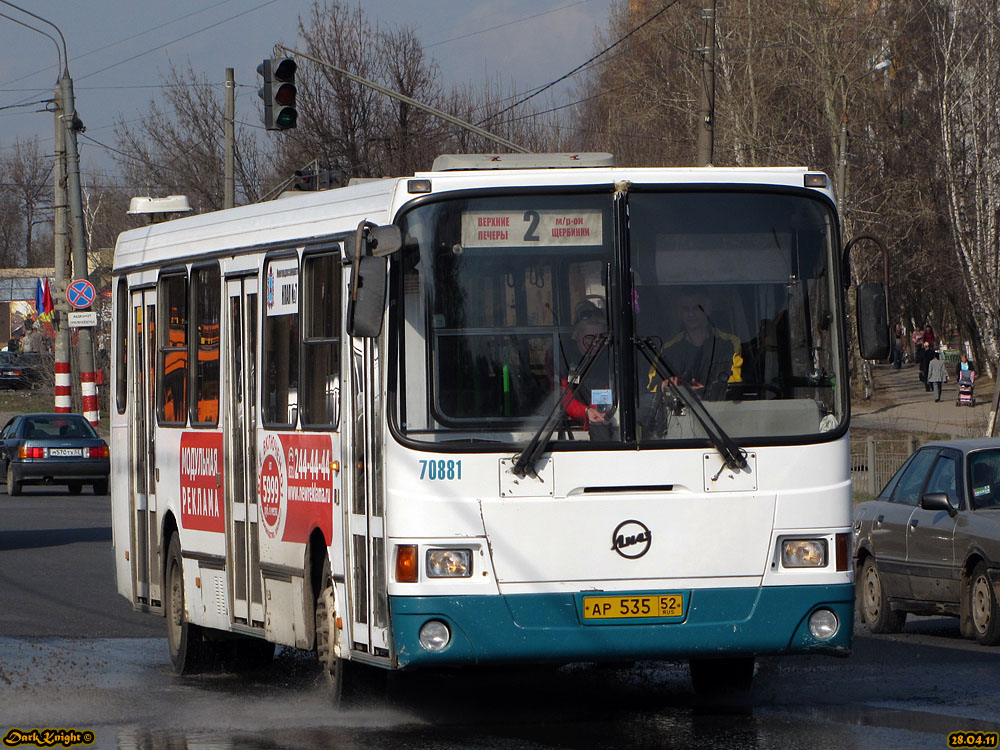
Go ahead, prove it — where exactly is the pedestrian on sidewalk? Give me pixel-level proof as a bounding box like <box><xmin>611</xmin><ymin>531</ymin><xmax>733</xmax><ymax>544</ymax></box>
<box><xmin>956</xmin><ymin>351</ymin><xmax>976</xmax><ymax>379</ymax></box>
<box><xmin>927</xmin><ymin>350</ymin><xmax>949</xmax><ymax>402</ymax></box>
<box><xmin>917</xmin><ymin>340</ymin><xmax>933</xmax><ymax>390</ymax></box>
<box><xmin>892</xmin><ymin>323</ymin><xmax>904</xmax><ymax>368</ymax></box>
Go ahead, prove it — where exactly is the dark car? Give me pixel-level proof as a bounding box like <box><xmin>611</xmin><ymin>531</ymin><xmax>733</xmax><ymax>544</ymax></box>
<box><xmin>0</xmin><ymin>351</ymin><xmax>45</xmax><ymax>389</ymax></box>
<box><xmin>854</xmin><ymin>438</ymin><xmax>1000</xmax><ymax>646</ymax></box>
<box><xmin>0</xmin><ymin>413</ymin><xmax>109</xmax><ymax>495</ymax></box>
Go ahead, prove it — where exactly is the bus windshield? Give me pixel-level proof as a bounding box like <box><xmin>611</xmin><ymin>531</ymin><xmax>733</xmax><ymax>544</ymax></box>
<box><xmin>393</xmin><ymin>189</ymin><xmax>844</xmax><ymax>448</ymax></box>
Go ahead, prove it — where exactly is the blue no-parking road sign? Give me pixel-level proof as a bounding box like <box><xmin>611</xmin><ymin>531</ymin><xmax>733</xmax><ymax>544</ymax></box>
<box><xmin>67</xmin><ymin>279</ymin><xmax>96</xmax><ymax>310</ymax></box>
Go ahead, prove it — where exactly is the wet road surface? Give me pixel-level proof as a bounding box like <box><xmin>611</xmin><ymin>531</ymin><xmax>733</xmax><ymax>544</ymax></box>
<box><xmin>2</xmin><ymin>490</ymin><xmax>999</xmax><ymax>749</ymax></box>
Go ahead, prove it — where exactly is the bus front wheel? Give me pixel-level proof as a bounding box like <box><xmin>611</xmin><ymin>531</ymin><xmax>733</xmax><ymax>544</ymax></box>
<box><xmin>165</xmin><ymin>534</ymin><xmax>210</xmax><ymax>674</ymax></box>
<box><xmin>315</xmin><ymin>562</ymin><xmax>345</xmax><ymax>704</ymax></box>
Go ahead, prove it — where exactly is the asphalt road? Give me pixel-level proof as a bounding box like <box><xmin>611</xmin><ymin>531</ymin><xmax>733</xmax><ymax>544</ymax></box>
<box><xmin>2</xmin><ymin>489</ymin><xmax>999</xmax><ymax>750</ymax></box>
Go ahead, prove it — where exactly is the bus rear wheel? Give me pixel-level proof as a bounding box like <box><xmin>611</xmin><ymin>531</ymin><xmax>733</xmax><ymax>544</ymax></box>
<box><xmin>315</xmin><ymin>562</ymin><xmax>345</xmax><ymax>704</ymax></box>
<box><xmin>165</xmin><ymin>533</ymin><xmax>210</xmax><ymax>674</ymax></box>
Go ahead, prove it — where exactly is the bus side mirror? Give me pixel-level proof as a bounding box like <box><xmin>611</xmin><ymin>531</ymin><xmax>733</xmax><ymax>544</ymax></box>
<box><xmin>857</xmin><ymin>282</ymin><xmax>890</xmax><ymax>361</ymax></box>
<box><xmin>346</xmin><ymin>256</ymin><xmax>387</xmax><ymax>338</ymax></box>
<box><xmin>345</xmin><ymin>221</ymin><xmax>400</xmax><ymax>338</ymax></box>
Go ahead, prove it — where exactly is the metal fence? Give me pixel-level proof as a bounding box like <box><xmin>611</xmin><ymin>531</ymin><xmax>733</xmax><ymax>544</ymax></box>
<box><xmin>850</xmin><ymin>436</ymin><xmax>919</xmax><ymax>497</ymax></box>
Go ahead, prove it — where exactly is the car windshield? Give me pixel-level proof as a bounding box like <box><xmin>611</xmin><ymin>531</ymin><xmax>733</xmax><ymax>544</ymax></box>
<box><xmin>393</xmin><ymin>189</ymin><xmax>844</xmax><ymax>449</ymax></box>
<box><xmin>23</xmin><ymin>417</ymin><xmax>98</xmax><ymax>440</ymax></box>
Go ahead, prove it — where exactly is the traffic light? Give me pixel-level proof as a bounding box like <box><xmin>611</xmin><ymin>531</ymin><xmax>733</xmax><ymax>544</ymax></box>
<box><xmin>257</xmin><ymin>57</ymin><xmax>297</xmax><ymax>131</ymax></box>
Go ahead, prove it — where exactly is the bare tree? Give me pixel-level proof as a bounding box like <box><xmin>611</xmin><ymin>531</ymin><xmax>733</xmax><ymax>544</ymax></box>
<box><xmin>114</xmin><ymin>63</ymin><xmax>265</xmax><ymax>212</ymax></box>
<box><xmin>0</xmin><ymin>138</ymin><xmax>53</xmax><ymax>266</ymax></box>
<box><xmin>930</xmin><ymin>0</ymin><xmax>1000</xmax><ymax>375</ymax></box>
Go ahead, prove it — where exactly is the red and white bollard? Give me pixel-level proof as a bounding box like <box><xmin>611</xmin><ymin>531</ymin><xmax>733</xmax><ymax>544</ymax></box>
<box><xmin>82</xmin><ymin>370</ymin><xmax>100</xmax><ymax>425</ymax></box>
<box><xmin>55</xmin><ymin>360</ymin><xmax>72</xmax><ymax>413</ymax></box>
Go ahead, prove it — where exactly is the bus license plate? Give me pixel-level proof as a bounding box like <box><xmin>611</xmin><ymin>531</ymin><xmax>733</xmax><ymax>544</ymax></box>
<box><xmin>582</xmin><ymin>594</ymin><xmax>684</xmax><ymax>621</ymax></box>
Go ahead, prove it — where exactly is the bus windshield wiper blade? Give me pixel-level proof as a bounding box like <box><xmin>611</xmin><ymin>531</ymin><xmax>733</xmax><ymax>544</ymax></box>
<box><xmin>510</xmin><ymin>334</ymin><xmax>609</xmax><ymax>478</ymax></box>
<box><xmin>634</xmin><ymin>336</ymin><xmax>747</xmax><ymax>472</ymax></box>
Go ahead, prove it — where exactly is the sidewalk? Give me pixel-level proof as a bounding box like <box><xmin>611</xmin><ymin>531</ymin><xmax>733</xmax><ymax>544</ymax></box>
<box><xmin>852</xmin><ymin>362</ymin><xmax>993</xmax><ymax>438</ymax></box>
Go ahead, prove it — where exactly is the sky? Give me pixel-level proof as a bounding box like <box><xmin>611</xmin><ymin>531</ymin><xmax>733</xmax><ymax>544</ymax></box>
<box><xmin>0</xmin><ymin>0</ymin><xmax>618</xmax><ymax>183</ymax></box>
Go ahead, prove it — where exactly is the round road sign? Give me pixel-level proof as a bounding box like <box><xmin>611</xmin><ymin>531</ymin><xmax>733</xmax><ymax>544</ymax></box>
<box><xmin>67</xmin><ymin>279</ymin><xmax>96</xmax><ymax>310</ymax></box>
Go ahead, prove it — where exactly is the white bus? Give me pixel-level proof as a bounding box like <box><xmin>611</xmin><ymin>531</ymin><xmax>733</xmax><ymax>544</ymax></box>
<box><xmin>111</xmin><ymin>153</ymin><xmax>883</xmax><ymax>695</ymax></box>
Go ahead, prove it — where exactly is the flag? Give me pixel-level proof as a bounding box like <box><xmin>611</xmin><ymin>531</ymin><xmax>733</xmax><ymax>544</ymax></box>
<box><xmin>36</xmin><ymin>278</ymin><xmax>54</xmax><ymax>322</ymax></box>
<box><xmin>42</xmin><ymin>279</ymin><xmax>53</xmax><ymax>314</ymax></box>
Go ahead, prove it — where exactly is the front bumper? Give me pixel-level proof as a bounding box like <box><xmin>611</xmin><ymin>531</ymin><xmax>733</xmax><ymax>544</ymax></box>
<box><xmin>390</xmin><ymin>583</ymin><xmax>854</xmax><ymax>668</ymax></box>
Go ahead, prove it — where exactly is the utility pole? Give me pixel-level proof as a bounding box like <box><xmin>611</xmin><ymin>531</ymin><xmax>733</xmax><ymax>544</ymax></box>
<box><xmin>696</xmin><ymin>0</ymin><xmax>717</xmax><ymax>166</ymax></box>
<box><xmin>52</xmin><ymin>85</ymin><xmax>71</xmax><ymax>413</ymax></box>
<box><xmin>224</xmin><ymin>68</ymin><xmax>235</xmax><ymax>209</ymax></box>
<box><xmin>59</xmin><ymin>70</ymin><xmax>99</xmax><ymax>425</ymax></box>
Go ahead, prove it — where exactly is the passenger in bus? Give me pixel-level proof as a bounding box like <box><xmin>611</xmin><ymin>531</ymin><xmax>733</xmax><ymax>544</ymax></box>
<box><xmin>648</xmin><ymin>286</ymin><xmax>742</xmax><ymax>400</ymax></box>
<box><xmin>561</xmin><ymin>302</ymin><xmax>614</xmax><ymax>439</ymax></box>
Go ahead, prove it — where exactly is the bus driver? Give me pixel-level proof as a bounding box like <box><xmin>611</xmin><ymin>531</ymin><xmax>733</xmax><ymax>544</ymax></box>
<box><xmin>647</xmin><ymin>286</ymin><xmax>742</xmax><ymax>400</ymax></box>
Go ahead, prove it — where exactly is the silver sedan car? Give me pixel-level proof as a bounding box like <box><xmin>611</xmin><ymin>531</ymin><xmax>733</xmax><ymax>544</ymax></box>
<box><xmin>854</xmin><ymin>438</ymin><xmax>1000</xmax><ymax>645</ymax></box>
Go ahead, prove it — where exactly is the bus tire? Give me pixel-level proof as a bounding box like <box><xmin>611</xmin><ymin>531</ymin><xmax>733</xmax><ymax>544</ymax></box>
<box><xmin>166</xmin><ymin>533</ymin><xmax>210</xmax><ymax>674</ymax></box>
<box><xmin>969</xmin><ymin>562</ymin><xmax>1000</xmax><ymax>646</ymax></box>
<box><xmin>315</xmin><ymin>561</ymin><xmax>345</xmax><ymax>704</ymax></box>
<box><xmin>689</xmin><ymin>656</ymin><xmax>754</xmax><ymax>694</ymax></box>
<box><xmin>859</xmin><ymin>557</ymin><xmax>905</xmax><ymax>634</ymax></box>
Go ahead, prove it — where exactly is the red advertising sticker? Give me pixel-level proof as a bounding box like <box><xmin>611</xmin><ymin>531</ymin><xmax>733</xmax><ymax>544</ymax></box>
<box><xmin>257</xmin><ymin>433</ymin><xmax>334</xmax><ymax>543</ymax></box>
<box><xmin>280</xmin><ymin>433</ymin><xmax>334</xmax><ymax>543</ymax></box>
<box><xmin>179</xmin><ymin>432</ymin><xmax>225</xmax><ymax>533</ymax></box>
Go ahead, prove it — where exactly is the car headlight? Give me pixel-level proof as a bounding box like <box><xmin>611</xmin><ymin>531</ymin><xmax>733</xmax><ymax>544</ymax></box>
<box><xmin>781</xmin><ymin>539</ymin><xmax>828</xmax><ymax>568</ymax></box>
<box><xmin>426</xmin><ymin>549</ymin><xmax>472</xmax><ymax>578</ymax></box>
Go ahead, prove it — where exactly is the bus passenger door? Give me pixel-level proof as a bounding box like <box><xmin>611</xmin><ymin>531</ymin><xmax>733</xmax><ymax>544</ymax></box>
<box><xmin>345</xmin><ymin>336</ymin><xmax>390</xmax><ymax>662</ymax></box>
<box><xmin>226</xmin><ymin>277</ymin><xmax>264</xmax><ymax>626</ymax></box>
<box><xmin>130</xmin><ymin>289</ymin><xmax>159</xmax><ymax>606</ymax></box>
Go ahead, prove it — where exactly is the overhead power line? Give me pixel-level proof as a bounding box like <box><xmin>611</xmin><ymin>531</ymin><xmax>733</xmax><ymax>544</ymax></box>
<box><xmin>477</xmin><ymin>0</ymin><xmax>683</xmax><ymax>126</ymax></box>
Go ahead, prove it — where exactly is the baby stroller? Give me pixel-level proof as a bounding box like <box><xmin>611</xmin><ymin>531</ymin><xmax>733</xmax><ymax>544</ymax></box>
<box><xmin>956</xmin><ymin>369</ymin><xmax>976</xmax><ymax>406</ymax></box>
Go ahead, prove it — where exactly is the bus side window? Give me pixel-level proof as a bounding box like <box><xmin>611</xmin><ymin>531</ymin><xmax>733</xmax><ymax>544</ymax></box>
<box><xmin>157</xmin><ymin>271</ymin><xmax>188</xmax><ymax>425</ymax></box>
<box><xmin>301</xmin><ymin>250</ymin><xmax>341</xmax><ymax>428</ymax></box>
<box><xmin>262</xmin><ymin>257</ymin><xmax>300</xmax><ymax>427</ymax></box>
<box><xmin>192</xmin><ymin>264</ymin><xmax>221</xmax><ymax>426</ymax></box>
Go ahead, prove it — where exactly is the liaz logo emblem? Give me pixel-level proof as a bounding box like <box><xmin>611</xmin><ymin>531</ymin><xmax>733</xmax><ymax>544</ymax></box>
<box><xmin>611</xmin><ymin>519</ymin><xmax>652</xmax><ymax>559</ymax></box>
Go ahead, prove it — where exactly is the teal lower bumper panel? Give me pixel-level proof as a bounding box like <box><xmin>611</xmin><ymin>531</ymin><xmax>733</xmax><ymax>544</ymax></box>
<box><xmin>390</xmin><ymin>584</ymin><xmax>853</xmax><ymax>668</ymax></box>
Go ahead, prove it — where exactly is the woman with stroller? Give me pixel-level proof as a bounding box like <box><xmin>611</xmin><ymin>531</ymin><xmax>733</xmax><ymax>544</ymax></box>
<box><xmin>955</xmin><ymin>352</ymin><xmax>976</xmax><ymax>406</ymax></box>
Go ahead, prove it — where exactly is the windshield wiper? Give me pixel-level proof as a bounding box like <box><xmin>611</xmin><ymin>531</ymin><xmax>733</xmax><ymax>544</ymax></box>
<box><xmin>510</xmin><ymin>334</ymin><xmax>609</xmax><ymax>478</ymax></box>
<box><xmin>634</xmin><ymin>336</ymin><xmax>747</xmax><ymax>473</ymax></box>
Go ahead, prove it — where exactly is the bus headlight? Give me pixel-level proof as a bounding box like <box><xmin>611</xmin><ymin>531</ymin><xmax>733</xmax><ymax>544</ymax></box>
<box><xmin>419</xmin><ymin>620</ymin><xmax>451</xmax><ymax>651</ymax></box>
<box><xmin>781</xmin><ymin>539</ymin><xmax>828</xmax><ymax>568</ymax></box>
<box><xmin>808</xmin><ymin>608</ymin><xmax>839</xmax><ymax>640</ymax></box>
<box><xmin>426</xmin><ymin>549</ymin><xmax>472</xmax><ymax>578</ymax></box>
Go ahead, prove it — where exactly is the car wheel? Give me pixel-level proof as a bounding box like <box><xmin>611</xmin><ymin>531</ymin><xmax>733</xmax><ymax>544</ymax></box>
<box><xmin>92</xmin><ymin>479</ymin><xmax>109</xmax><ymax>495</ymax></box>
<box><xmin>859</xmin><ymin>557</ymin><xmax>906</xmax><ymax>633</ymax></box>
<box><xmin>969</xmin><ymin>562</ymin><xmax>1000</xmax><ymax>646</ymax></box>
<box><xmin>7</xmin><ymin>464</ymin><xmax>21</xmax><ymax>496</ymax></box>
<box><xmin>165</xmin><ymin>533</ymin><xmax>210</xmax><ymax>674</ymax></box>
<box><xmin>67</xmin><ymin>483</ymin><xmax>82</xmax><ymax>495</ymax></box>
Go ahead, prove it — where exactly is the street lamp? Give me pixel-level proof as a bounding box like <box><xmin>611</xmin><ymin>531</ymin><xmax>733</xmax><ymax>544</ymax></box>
<box><xmin>836</xmin><ymin>59</ymin><xmax>892</xmax><ymax>214</ymax></box>
<box><xmin>0</xmin><ymin>1</ymin><xmax>98</xmax><ymax>423</ymax></box>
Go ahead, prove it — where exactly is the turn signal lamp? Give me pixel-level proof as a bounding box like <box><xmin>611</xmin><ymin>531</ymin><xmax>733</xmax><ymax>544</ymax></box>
<box><xmin>396</xmin><ymin>544</ymin><xmax>418</xmax><ymax>582</ymax></box>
